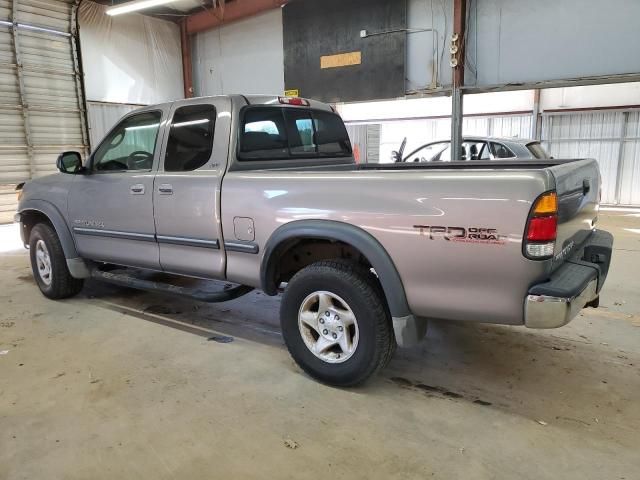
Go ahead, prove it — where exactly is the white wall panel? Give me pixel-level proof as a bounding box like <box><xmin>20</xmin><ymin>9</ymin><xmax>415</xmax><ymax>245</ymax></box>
<box><xmin>86</xmin><ymin>101</ymin><xmax>139</xmax><ymax>150</ymax></box>
<box><xmin>192</xmin><ymin>9</ymin><xmax>284</xmax><ymax>97</ymax></box>
<box><xmin>471</xmin><ymin>0</ymin><xmax>640</xmax><ymax>87</ymax></box>
<box><xmin>406</xmin><ymin>0</ymin><xmax>451</xmax><ymax>90</ymax></box>
<box><xmin>78</xmin><ymin>1</ymin><xmax>183</xmax><ymax>105</ymax></box>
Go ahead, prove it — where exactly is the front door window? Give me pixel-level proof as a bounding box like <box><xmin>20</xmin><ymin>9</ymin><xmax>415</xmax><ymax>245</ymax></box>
<box><xmin>92</xmin><ymin>111</ymin><xmax>162</xmax><ymax>172</ymax></box>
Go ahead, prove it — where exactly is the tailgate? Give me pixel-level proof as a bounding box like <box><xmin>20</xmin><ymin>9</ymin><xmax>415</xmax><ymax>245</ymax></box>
<box><xmin>547</xmin><ymin>159</ymin><xmax>600</xmax><ymax>267</ymax></box>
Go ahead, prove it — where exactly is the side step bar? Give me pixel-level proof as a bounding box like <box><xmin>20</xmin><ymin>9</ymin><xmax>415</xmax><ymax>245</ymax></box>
<box><xmin>91</xmin><ymin>269</ymin><xmax>254</xmax><ymax>303</ymax></box>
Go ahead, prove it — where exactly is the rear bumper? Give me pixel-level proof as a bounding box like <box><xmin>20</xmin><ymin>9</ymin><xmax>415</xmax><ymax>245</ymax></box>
<box><xmin>525</xmin><ymin>229</ymin><xmax>613</xmax><ymax>329</ymax></box>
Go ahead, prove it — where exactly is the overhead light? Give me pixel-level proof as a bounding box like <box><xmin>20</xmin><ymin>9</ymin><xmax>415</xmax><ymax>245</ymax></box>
<box><xmin>106</xmin><ymin>0</ymin><xmax>180</xmax><ymax>16</ymax></box>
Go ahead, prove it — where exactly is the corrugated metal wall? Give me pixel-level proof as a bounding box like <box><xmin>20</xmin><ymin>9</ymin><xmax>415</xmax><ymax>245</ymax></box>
<box><xmin>0</xmin><ymin>0</ymin><xmax>88</xmax><ymax>223</ymax></box>
<box><xmin>541</xmin><ymin>110</ymin><xmax>640</xmax><ymax>206</ymax></box>
<box><xmin>620</xmin><ymin>112</ymin><xmax>640</xmax><ymax>205</ymax></box>
<box><xmin>345</xmin><ymin>124</ymin><xmax>382</xmax><ymax>163</ymax></box>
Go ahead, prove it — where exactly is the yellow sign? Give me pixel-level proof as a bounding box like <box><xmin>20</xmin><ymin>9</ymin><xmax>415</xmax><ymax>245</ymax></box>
<box><xmin>320</xmin><ymin>51</ymin><xmax>362</xmax><ymax>69</ymax></box>
<box><xmin>284</xmin><ymin>89</ymin><xmax>299</xmax><ymax>97</ymax></box>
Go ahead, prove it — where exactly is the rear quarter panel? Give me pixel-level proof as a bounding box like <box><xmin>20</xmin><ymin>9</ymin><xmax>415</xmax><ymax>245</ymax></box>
<box><xmin>221</xmin><ymin>168</ymin><xmax>554</xmax><ymax>325</ymax></box>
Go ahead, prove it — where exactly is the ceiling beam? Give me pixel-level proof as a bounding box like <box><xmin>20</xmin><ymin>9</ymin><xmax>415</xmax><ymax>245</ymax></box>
<box><xmin>185</xmin><ymin>0</ymin><xmax>287</xmax><ymax>35</ymax></box>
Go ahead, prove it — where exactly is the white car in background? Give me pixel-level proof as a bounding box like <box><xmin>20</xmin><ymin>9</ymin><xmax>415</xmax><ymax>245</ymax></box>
<box><xmin>394</xmin><ymin>137</ymin><xmax>550</xmax><ymax>163</ymax></box>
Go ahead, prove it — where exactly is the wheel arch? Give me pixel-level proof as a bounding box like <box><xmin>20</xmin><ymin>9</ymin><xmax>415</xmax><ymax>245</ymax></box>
<box><xmin>260</xmin><ymin>220</ymin><xmax>411</xmax><ymax>319</ymax></box>
<box><xmin>17</xmin><ymin>200</ymin><xmax>78</xmax><ymax>260</ymax></box>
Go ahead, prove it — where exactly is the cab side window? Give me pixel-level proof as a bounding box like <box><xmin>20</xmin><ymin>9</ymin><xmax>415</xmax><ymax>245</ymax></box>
<box><xmin>93</xmin><ymin>111</ymin><xmax>161</xmax><ymax>172</ymax></box>
<box><xmin>462</xmin><ymin>141</ymin><xmax>489</xmax><ymax>160</ymax></box>
<box><xmin>164</xmin><ymin>105</ymin><xmax>217</xmax><ymax>172</ymax></box>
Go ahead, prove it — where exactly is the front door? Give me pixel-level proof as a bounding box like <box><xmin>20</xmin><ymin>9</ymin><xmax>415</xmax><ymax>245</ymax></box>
<box><xmin>153</xmin><ymin>98</ymin><xmax>230</xmax><ymax>278</ymax></box>
<box><xmin>68</xmin><ymin>109</ymin><xmax>165</xmax><ymax>269</ymax></box>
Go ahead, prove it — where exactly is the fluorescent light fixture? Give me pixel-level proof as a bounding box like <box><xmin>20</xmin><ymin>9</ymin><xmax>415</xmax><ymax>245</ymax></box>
<box><xmin>106</xmin><ymin>0</ymin><xmax>180</xmax><ymax>16</ymax></box>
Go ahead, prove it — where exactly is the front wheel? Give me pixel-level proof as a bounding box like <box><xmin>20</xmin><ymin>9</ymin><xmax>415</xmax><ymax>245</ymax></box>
<box><xmin>280</xmin><ymin>260</ymin><xmax>395</xmax><ymax>387</ymax></box>
<box><xmin>29</xmin><ymin>223</ymin><xmax>84</xmax><ymax>299</ymax></box>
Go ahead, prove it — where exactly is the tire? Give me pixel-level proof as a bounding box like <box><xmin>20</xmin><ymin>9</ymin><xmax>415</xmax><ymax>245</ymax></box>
<box><xmin>280</xmin><ymin>260</ymin><xmax>395</xmax><ymax>387</ymax></box>
<box><xmin>29</xmin><ymin>223</ymin><xmax>84</xmax><ymax>299</ymax></box>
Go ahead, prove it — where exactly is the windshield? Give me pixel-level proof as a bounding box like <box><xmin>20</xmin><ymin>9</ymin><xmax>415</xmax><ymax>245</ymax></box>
<box><xmin>403</xmin><ymin>142</ymin><xmax>450</xmax><ymax>163</ymax></box>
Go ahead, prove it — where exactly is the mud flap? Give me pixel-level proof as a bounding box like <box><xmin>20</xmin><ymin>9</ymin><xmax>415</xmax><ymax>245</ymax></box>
<box><xmin>392</xmin><ymin>315</ymin><xmax>428</xmax><ymax>347</ymax></box>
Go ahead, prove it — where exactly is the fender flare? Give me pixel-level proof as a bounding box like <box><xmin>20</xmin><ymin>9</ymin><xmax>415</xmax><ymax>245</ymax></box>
<box><xmin>18</xmin><ymin>199</ymin><xmax>79</xmax><ymax>259</ymax></box>
<box><xmin>260</xmin><ymin>219</ymin><xmax>411</xmax><ymax>319</ymax></box>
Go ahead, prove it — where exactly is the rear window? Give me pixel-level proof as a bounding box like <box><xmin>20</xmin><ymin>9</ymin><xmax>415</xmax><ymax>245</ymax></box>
<box><xmin>238</xmin><ymin>107</ymin><xmax>352</xmax><ymax>161</ymax></box>
<box><xmin>526</xmin><ymin>142</ymin><xmax>549</xmax><ymax>159</ymax></box>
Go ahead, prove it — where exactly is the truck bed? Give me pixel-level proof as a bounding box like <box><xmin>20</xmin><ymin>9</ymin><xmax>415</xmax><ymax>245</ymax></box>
<box><xmin>358</xmin><ymin>158</ymin><xmax>583</xmax><ymax>170</ymax></box>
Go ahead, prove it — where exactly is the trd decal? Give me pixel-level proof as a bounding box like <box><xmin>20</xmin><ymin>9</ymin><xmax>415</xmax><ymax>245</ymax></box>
<box><xmin>74</xmin><ymin>219</ymin><xmax>104</xmax><ymax>228</ymax></box>
<box><xmin>413</xmin><ymin>225</ymin><xmax>507</xmax><ymax>245</ymax></box>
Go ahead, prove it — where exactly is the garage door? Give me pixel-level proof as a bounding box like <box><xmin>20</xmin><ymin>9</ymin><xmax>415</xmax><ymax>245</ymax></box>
<box><xmin>0</xmin><ymin>0</ymin><xmax>88</xmax><ymax>223</ymax></box>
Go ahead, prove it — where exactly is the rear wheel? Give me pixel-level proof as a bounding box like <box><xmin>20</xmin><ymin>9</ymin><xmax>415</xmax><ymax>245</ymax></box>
<box><xmin>29</xmin><ymin>223</ymin><xmax>84</xmax><ymax>299</ymax></box>
<box><xmin>280</xmin><ymin>260</ymin><xmax>395</xmax><ymax>387</ymax></box>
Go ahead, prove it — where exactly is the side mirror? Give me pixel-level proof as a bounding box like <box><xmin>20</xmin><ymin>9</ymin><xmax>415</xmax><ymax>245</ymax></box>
<box><xmin>391</xmin><ymin>150</ymin><xmax>400</xmax><ymax>162</ymax></box>
<box><xmin>56</xmin><ymin>151</ymin><xmax>83</xmax><ymax>174</ymax></box>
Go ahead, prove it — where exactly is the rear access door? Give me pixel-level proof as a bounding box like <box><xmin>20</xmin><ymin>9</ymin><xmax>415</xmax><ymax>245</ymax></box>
<box><xmin>152</xmin><ymin>97</ymin><xmax>232</xmax><ymax>279</ymax></box>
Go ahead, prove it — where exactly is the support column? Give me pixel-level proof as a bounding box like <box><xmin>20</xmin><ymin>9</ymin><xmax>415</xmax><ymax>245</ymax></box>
<box><xmin>181</xmin><ymin>21</ymin><xmax>194</xmax><ymax>98</ymax></box>
<box><xmin>450</xmin><ymin>0</ymin><xmax>466</xmax><ymax>160</ymax></box>
<box><xmin>614</xmin><ymin>111</ymin><xmax>629</xmax><ymax>205</ymax></box>
<box><xmin>532</xmin><ymin>88</ymin><xmax>541</xmax><ymax>140</ymax></box>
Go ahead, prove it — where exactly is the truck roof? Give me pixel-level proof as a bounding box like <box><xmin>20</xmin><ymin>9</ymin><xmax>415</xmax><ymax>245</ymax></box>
<box><xmin>148</xmin><ymin>94</ymin><xmax>335</xmax><ymax>112</ymax></box>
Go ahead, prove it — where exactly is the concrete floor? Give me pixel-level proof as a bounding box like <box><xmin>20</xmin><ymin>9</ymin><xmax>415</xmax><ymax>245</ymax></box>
<box><xmin>1</xmin><ymin>211</ymin><xmax>639</xmax><ymax>479</ymax></box>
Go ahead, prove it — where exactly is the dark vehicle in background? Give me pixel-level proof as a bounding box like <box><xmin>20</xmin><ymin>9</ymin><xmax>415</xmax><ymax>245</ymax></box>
<box><xmin>393</xmin><ymin>137</ymin><xmax>550</xmax><ymax>163</ymax></box>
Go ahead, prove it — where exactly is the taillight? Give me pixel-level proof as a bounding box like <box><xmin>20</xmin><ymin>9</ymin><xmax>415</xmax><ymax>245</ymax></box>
<box><xmin>524</xmin><ymin>191</ymin><xmax>557</xmax><ymax>259</ymax></box>
<box><xmin>527</xmin><ymin>216</ymin><xmax>557</xmax><ymax>242</ymax></box>
<box><xmin>278</xmin><ymin>96</ymin><xmax>310</xmax><ymax>106</ymax></box>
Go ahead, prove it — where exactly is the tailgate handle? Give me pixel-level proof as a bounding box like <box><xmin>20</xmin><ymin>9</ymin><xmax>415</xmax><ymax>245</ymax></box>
<box><xmin>583</xmin><ymin>179</ymin><xmax>591</xmax><ymax>195</ymax></box>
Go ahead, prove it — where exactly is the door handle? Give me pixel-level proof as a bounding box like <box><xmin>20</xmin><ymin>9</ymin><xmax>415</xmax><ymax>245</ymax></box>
<box><xmin>130</xmin><ymin>184</ymin><xmax>145</xmax><ymax>195</ymax></box>
<box><xmin>158</xmin><ymin>184</ymin><xmax>173</xmax><ymax>195</ymax></box>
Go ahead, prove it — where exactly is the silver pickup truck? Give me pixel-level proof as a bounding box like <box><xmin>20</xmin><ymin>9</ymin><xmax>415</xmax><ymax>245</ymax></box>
<box><xmin>15</xmin><ymin>94</ymin><xmax>613</xmax><ymax>386</ymax></box>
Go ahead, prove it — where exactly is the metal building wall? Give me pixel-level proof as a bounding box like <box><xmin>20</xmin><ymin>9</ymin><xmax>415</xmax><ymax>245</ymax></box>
<box><xmin>541</xmin><ymin>110</ymin><xmax>640</xmax><ymax>206</ymax></box>
<box><xmin>619</xmin><ymin>112</ymin><xmax>640</xmax><ymax>206</ymax></box>
<box><xmin>345</xmin><ymin>124</ymin><xmax>381</xmax><ymax>164</ymax></box>
<box><xmin>366</xmin><ymin>124</ymin><xmax>381</xmax><ymax>163</ymax></box>
<box><xmin>470</xmin><ymin>0</ymin><xmax>640</xmax><ymax>88</ymax></box>
<box><xmin>0</xmin><ymin>0</ymin><xmax>88</xmax><ymax>223</ymax></box>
